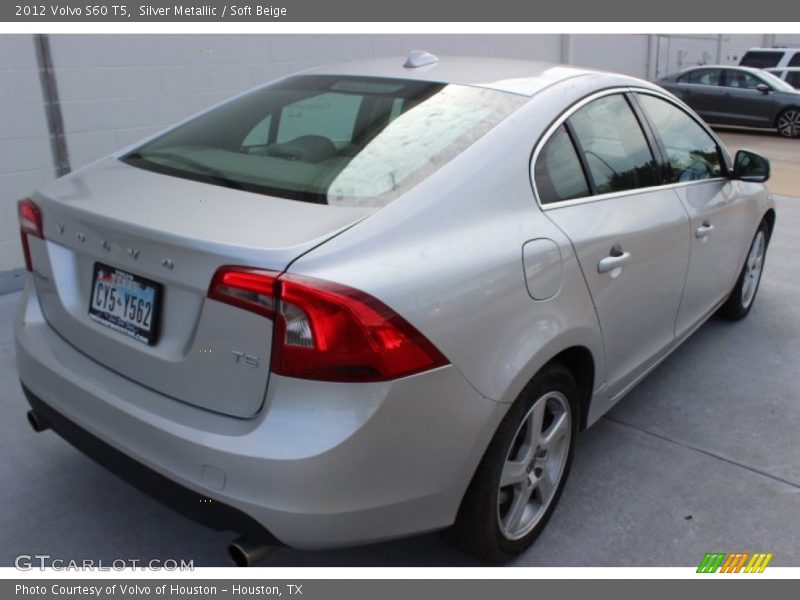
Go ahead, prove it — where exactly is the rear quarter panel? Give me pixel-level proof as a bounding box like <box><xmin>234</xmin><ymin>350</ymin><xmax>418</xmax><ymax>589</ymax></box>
<box><xmin>285</xmin><ymin>75</ymin><xmax>637</xmax><ymax>412</ymax></box>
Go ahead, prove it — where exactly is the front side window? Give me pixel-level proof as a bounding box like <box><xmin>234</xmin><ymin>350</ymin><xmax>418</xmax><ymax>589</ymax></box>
<box><xmin>123</xmin><ymin>76</ymin><xmax>527</xmax><ymax>207</ymax></box>
<box><xmin>534</xmin><ymin>125</ymin><xmax>590</xmax><ymax>205</ymax></box>
<box><xmin>679</xmin><ymin>69</ymin><xmax>721</xmax><ymax>86</ymax></box>
<box><xmin>567</xmin><ymin>94</ymin><xmax>660</xmax><ymax>195</ymax></box>
<box><xmin>637</xmin><ymin>94</ymin><xmax>723</xmax><ymax>183</ymax></box>
<box><xmin>724</xmin><ymin>70</ymin><xmax>765</xmax><ymax>90</ymax></box>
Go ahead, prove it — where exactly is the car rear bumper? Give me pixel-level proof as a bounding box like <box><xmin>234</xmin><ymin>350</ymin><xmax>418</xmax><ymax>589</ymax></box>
<box><xmin>14</xmin><ymin>281</ymin><xmax>505</xmax><ymax>549</ymax></box>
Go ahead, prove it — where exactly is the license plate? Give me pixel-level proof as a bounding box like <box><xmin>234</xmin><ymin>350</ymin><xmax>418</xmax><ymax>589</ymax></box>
<box><xmin>88</xmin><ymin>263</ymin><xmax>161</xmax><ymax>345</ymax></box>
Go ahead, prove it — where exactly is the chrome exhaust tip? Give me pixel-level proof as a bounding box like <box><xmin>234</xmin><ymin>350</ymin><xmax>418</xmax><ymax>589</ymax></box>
<box><xmin>228</xmin><ymin>537</ymin><xmax>276</xmax><ymax>567</ymax></box>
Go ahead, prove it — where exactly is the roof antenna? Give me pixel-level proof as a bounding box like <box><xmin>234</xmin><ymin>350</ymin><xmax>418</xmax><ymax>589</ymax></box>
<box><xmin>403</xmin><ymin>50</ymin><xmax>439</xmax><ymax>69</ymax></box>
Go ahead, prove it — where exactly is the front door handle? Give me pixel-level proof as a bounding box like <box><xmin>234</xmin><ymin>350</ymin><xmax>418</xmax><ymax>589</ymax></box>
<box><xmin>696</xmin><ymin>220</ymin><xmax>715</xmax><ymax>239</ymax></box>
<box><xmin>598</xmin><ymin>247</ymin><xmax>631</xmax><ymax>273</ymax></box>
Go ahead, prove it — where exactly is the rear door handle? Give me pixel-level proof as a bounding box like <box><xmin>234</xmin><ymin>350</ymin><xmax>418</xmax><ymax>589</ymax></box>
<box><xmin>598</xmin><ymin>248</ymin><xmax>631</xmax><ymax>273</ymax></box>
<box><xmin>696</xmin><ymin>220</ymin><xmax>715</xmax><ymax>239</ymax></box>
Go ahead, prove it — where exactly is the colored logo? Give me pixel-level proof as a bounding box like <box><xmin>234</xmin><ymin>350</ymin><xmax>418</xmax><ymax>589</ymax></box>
<box><xmin>697</xmin><ymin>552</ymin><xmax>773</xmax><ymax>573</ymax></box>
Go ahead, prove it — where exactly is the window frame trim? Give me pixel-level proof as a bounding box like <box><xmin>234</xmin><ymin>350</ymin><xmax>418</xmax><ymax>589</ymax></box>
<box><xmin>530</xmin><ymin>86</ymin><xmax>731</xmax><ymax>212</ymax></box>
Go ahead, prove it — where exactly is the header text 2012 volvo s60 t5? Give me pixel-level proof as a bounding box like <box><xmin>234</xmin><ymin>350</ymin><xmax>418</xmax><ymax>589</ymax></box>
<box><xmin>15</xmin><ymin>53</ymin><xmax>775</xmax><ymax>564</ymax></box>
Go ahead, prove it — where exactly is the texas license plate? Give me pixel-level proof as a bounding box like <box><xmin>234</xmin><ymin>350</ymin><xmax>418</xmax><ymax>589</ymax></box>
<box><xmin>88</xmin><ymin>263</ymin><xmax>161</xmax><ymax>345</ymax></box>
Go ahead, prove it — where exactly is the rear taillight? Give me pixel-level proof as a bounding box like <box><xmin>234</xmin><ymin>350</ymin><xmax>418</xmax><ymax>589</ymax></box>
<box><xmin>18</xmin><ymin>198</ymin><xmax>43</xmax><ymax>272</ymax></box>
<box><xmin>208</xmin><ymin>266</ymin><xmax>449</xmax><ymax>382</ymax></box>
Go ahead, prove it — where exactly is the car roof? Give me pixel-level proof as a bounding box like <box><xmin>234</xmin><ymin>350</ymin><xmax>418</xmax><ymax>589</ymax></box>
<box><xmin>677</xmin><ymin>65</ymin><xmax>775</xmax><ymax>76</ymax></box>
<box><xmin>302</xmin><ymin>55</ymin><xmax>632</xmax><ymax>97</ymax></box>
<box><xmin>767</xmin><ymin>66</ymin><xmax>800</xmax><ymax>72</ymax></box>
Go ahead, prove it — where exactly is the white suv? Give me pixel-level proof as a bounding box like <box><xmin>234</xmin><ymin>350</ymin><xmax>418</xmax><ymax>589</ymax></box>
<box><xmin>766</xmin><ymin>67</ymin><xmax>800</xmax><ymax>90</ymax></box>
<box><xmin>740</xmin><ymin>47</ymin><xmax>800</xmax><ymax>69</ymax></box>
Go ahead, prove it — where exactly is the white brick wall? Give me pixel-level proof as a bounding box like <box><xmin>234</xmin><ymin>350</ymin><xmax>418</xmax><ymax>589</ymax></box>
<box><xmin>0</xmin><ymin>33</ymin><xmax>777</xmax><ymax>272</ymax></box>
<box><xmin>0</xmin><ymin>35</ymin><xmax>54</xmax><ymax>272</ymax></box>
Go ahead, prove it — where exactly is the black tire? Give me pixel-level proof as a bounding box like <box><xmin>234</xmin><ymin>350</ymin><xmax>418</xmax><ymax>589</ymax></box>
<box><xmin>444</xmin><ymin>362</ymin><xmax>579</xmax><ymax>563</ymax></box>
<box><xmin>776</xmin><ymin>108</ymin><xmax>800</xmax><ymax>138</ymax></box>
<box><xmin>718</xmin><ymin>221</ymin><xmax>770</xmax><ymax>321</ymax></box>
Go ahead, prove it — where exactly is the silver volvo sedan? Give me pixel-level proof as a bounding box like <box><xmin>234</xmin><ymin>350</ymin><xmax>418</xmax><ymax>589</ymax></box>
<box><xmin>15</xmin><ymin>54</ymin><xmax>775</xmax><ymax>564</ymax></box>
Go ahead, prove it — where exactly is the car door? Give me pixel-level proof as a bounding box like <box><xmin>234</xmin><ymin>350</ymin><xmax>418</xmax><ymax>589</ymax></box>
<box><xmin>634</xmin><ymin>92</ymin><xmax>754</xmax><ymax>338</ymax></box>
<box><xmin>719</xmin><ymin>69</ymin><xmax>781</xmax><ymax>126</ymax></box>
<box><xmin>534</xmin><ymin>92</ymin><xmax>691</xmax><ymax>398</ymax></box>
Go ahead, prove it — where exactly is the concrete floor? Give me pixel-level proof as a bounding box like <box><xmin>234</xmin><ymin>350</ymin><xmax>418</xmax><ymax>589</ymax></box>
<box><xmin>1</xmin><ymin>196</ymin><xmax>798</xmax><ymax>568</ymax></box>
<box><xmin>716</xmin><ymin>129</ymin><xmax>800</xmax><ymax>197</ymax></box>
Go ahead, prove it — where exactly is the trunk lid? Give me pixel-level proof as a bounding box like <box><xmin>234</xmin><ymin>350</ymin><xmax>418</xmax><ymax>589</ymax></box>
<box><xmin>28</xmin><ymin>159</ymin><xmax>374</xmax><ymax>418</ymax></box>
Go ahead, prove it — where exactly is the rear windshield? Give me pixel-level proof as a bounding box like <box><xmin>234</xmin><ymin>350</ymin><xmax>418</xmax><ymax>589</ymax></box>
<box><xmin>740</xmin><ymin>51</ymin><xmax>784</xmax><ymax>68</ymax></box>
<box><xmin>123</xmin><ymin>75</ymin><xmax>527</xmax><ymax>207</ymax></box>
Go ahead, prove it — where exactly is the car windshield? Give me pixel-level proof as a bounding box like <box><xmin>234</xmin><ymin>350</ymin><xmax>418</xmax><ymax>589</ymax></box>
<box><xmin>123</xmin><ymin>75</ymin><xmax>527</xmax><ymax>207</ymax></box>
<box><xmin>758</xmin><ymin>70</ymin><xmax>797</xmax><ymax>93</ymax></box>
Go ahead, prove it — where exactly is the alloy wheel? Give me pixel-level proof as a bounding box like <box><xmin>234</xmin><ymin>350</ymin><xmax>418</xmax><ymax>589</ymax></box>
<box><xmin>741</xmin><ymin>230</ymin><xmax>766</xmax><ymax>309</ymax></box>
<box><xmin>497</xmin><ymin>391</ymin><xmax>571</xmax><ymax>540</ymax></box>
<box><xmin>777</xmin><ymin>109</ymin><xmax>800</xmax><ymax>138</ymax></box>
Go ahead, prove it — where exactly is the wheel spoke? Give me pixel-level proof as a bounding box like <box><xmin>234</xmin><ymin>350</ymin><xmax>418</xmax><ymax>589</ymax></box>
<box><xmin>540</xmin><ymin>412</ymin><xmax>569</xmax><ymax>450</ymax></box>
<box><xmin>524</xmin><ymin>398</ymin><xmax>547</xmax><ymax>451</ymax></box>
<box><xmin>742</xmin><ymin>277</ymin><xmax>752</xmax><ymax>301</ymax></box>
<box><xmin>503</xmin><ymin>486</ymin><xmax>532</xmax><ymax>535</ymax></box>
<box><xmin>533</xmin><ymin>472</ymin><xmax>554</xmax><ymax>504</ymax></box>
<box><xmin>500</xmin><ymin>459</ymin><xmax>528</xmax><ymax>488</ymax></box>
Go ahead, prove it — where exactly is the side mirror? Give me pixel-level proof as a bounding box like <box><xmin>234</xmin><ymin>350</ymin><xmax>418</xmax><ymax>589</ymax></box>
<box><xmin>756</xmin><ymin>83</ymin><xmax>771</xmax><ymax>94</ymax></box>
<box><xmin>732</xmin><ymin>149</ymin><xmax>770</xmax><ymax>182</ymax></box>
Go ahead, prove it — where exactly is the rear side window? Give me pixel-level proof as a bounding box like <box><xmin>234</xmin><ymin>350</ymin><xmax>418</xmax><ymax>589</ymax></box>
<box><xmin>790</xmin><ymin>53</ymin><xmax>800</xmax><ymax>67</ymax></box>
<box><xmin>678</xmin><ymin>69</ymin><xmax>721</xmax><ymax>86</ymax></box>
<box><xmin>567</xmin><ymin>95</ymin><xmax>660</xmax><ymax>195</ymax></box>
<box><xmin>740</xmin><ymin>51</ymin><xmax>784</xmax><ymax>68</ymax></box>
<box><xmin>637</xmin><ymin>94</ymin><xmax>723</xmax><ymax>183</ymax></box>
<box><xmin>123</xmin><ymin>76</ymin><xmax>527</xmax><ymax>207</ymax></box>
<box><xmin>723</xmin><ymin>70</ymin><xmax>764</xmax><ymax>89</ymax></box>
<box><xmin>534</xmin><ymin>126</ymin><xmax>590</xmax><ymax>205</ymax></box>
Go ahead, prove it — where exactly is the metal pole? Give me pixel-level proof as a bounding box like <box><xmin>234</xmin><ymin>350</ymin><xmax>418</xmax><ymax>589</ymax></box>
<box><xmin>34</xmin><ymin>34</ymin><xmax>71</xmax><ymax>177</ymax></box>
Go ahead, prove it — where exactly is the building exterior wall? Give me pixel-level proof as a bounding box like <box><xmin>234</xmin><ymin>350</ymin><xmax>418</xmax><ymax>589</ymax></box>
<box><xmin>0</xmin><ymin>35</ymin><xmax>54</xmax><ymax>271</ymax></box>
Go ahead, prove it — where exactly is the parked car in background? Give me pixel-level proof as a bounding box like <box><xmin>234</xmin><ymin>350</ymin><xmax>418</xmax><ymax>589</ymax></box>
<box><xmin>739</xmin><ymin>47</ymin><xmax>800</xmax><ymax>69</ymax></box>
<box><xmin>16</xmin><ymin>55</ymin><xmax>776</xmax><ymax>565</ymax></box>
<box><xmin>657</xmin><ymin>66</ymin><xmax>800</xmax><ymax>138</ymax></box>
<box><xmin>766</xmin><ymin>67</ymin><xmax>800</xmax><ymax>90</ymax></box>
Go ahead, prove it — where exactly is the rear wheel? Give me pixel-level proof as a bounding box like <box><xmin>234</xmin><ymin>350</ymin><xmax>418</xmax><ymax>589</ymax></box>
<box><xmin>445</xmin><ymin>363</ymin><xmax>579</xmax><ymax>563</ymax></box>
<box><xmin>719</xmin><ymin>221</ymin><xmax>769</xmax><ymax>321</ymax></box>
<box><xmin>776</xmin><ymin>108</ymin><xmax>800</xmax><ymax>138</ymax></box>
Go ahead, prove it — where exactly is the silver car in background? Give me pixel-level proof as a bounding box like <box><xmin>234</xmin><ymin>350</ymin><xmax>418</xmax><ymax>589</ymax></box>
<box><xmin>15</xmin><ymin>54</ymin><xmax>775</xmax><ymax>564</ymax></box>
